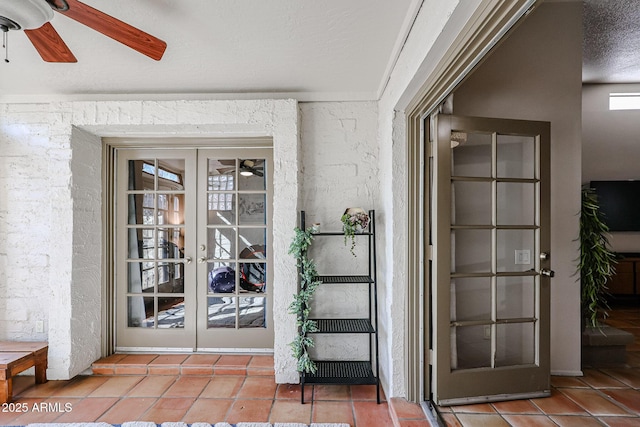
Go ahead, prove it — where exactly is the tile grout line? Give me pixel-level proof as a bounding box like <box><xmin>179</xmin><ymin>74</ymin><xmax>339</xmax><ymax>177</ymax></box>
<box><xmin>557</xmin><ymin>385</ymin><xmax>634</xmax><ymax>418</ymax></box>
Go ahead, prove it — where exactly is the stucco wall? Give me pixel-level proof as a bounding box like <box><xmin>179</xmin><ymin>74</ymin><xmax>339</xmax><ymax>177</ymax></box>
<box><xmin>452</xmin><ymin>1</ymin><xmax>584</xmax><ymax>375</ymax></box>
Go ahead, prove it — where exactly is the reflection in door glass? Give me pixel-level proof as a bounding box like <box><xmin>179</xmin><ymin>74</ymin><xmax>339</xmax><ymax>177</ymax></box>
<box><xmin>452</xmin><ymin>277</ymin><xmax>491</xmax><ymax>322</ymax></box>
<box><xmin>239</xmin><ymin>297</ymin><xmax>266</xmax><ymax>328</ymax></box>
<box><xmin>208</xmin><ymin>228</ymin><xmax>236</xmax><ymax>259</ymax></box>
<box><xmin>497</xmin><ymin>182</ymin><xmax>535</xmax><ymax>226</ymax></box>
<box><xmin>451</xmin><ymin>132</ymin><xmax>492</xmax><ymax>177</ymax></box>
<box><xmin>128</xmin><ymin>160</ymin><xmax>155</xmax><ymax>191</ymax></box>
<box><xmin>497</xmin><ymin>229</ymin><xmax>535</xmax><ymax>272</ymax></box>
<box><xmin>207</xmin><ymin>265</ymin><xmax>236</xmax><ymax>294</ymax></box>
<box><xmin>208</xmin><ymin>160</ymin><xmax>236</xmax><ymax>191</ymax></box>
<box><xmin>452</xmin><ymin>325</ymin><xmax>491</xmax><ymax>370</ymax></box>
<box><xmin>238</xmin><ymin>159</ymin><xmax>266</xmax><ymax>191</ymax></box>
<box><xmin>128</xmin><ymin>194</ymin><xmax>155</xmax><ymax>225</ymax></box>
<box><xmin>198</xmin><ymin>154</ymin><xmax>270</xmax><ymax>338</ymax></box>
<box><xmin>496</xmin><ymin>323</ymin><xmax>535</xmax><ymax>366</ymax></box>
<box><xmin>157</xmin><ymin>297</ymin><xmax>185</xmax><ymax>329</ymax></box>
<box><xmin>451</xmin><ymin>229</ymin><xmax>492</xmax><ymax>273</ymax></box>
<box><xmin>207</xmin><ymin>297</ymin><xmax>236</xmax><ymax>328</ymax></box>
<box><xmin>240</xmin><ymin>262</ymin><xmax>266</xmax><ymax>293</ymax></box>
<box><xmin>128</xmin><ymin>296</ymin><xmax>154</xmax><ymax>328</ymax></box>
<box><xmin>128</xmin><ymin>262</ymin><xmax>154</xmax><ymax>292</ymax></box>
<box><xmin>239</xmin><ymin>229</ymin><xmax>267</xmax><ymax>256</ymax></box>
<box><xmin>126</xmin><ymin>158</ymin><xmax>187</xmax><ymax>330</ymax></box>
<box><xmin>208</xmin><ymin>194</ymin><xmax>235</xmax><ymax>225</ymax></box>
<box><xmin>207</xmin><ymin>261</ymin><xmax>234</xmax><ymax>291</ymax></box>
<box><xmin>497</xmin><ymin>276</ymin><xmax>535</xmax><ymax>319</ymax></box>
<box><xmin>497</xmin><ymin>134</ymin><xmax>535</xmax><ymax>179</ymax></box>
<box><xmin>239</xmin><ymin>194</ymin><xmax>266</xmax><ymax>225</ymax></box>
<box><xmin>452</xmin><ymin>181</ymin><xmax>492</xmax><ymax>225</ymax></box>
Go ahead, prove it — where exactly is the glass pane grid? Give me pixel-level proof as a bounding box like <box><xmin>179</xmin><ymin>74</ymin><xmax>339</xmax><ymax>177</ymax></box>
<box><xmin>205</xmin><ymin>157</ymin><xmax>269</xmax><ymax>331</ymax></box>
<box><xmin>126</xmin><ymin>158</ymin><xmax>187</xmax><ymax>331</ymax></box>
<box><xmin>450</xmin><ymin>128</ymin><xmax>540</xmax><ymax>371</ymax></box>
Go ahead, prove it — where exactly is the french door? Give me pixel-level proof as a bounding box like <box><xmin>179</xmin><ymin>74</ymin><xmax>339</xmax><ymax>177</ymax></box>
<box><xmin>432</xmin><ymin>115</ymin><xmax>552</xmax><ymax>405</ymax></box>
<box><xmin>115</xmin><ymin>147</ymin><xmax>273</xmax><ymax>351</ymax></box>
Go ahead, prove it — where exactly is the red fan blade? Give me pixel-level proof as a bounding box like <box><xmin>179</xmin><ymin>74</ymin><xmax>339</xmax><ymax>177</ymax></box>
<box><xmin>24</xmin><ymin>22</ymin><xmax>77</xmax><ymax>63</ymax></box>
<box><xmin>59</xmin><ymin>0</ymin><xmax>166</xmax><ymax>60</ymax></box>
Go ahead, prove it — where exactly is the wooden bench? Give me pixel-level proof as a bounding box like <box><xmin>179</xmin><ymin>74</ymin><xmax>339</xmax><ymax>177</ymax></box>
<box><xmin>0</xmin><ymin>342</ymin><xmax>48</xmax><ymax>404</ymax></box>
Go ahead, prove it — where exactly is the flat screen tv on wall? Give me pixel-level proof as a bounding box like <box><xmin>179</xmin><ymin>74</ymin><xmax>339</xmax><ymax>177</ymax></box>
<box><xmin>590</xmin><ymin>180</ymin><xmax>640</xmax><ymax>232</ymax></box>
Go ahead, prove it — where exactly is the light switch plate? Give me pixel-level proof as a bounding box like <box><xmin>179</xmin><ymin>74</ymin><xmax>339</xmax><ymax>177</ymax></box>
<box><xmin>515</xmin><ymin>249</ymin><xmax>531</xmax><ymax>265</ymax></box>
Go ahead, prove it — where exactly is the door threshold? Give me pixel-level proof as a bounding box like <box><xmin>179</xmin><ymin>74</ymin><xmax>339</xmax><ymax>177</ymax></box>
<box><xmin>115</xmin><ymin>347</ymin><xmax>274</xmax><ymax>354</ymax></box>
<box><xmin>115</xmin><ymin>347</ymin><xmax>194</xmax><ymax>353</ymax></box>
<box><xmin>196</xmin><ymin>347</ymin><xmax>273</xmax><ymax>353</ymax></box>
<box><xmin>437</xmin><ymin>390</ymin><xmax>550</xmax><ymax>407</ymax></box>
<box><xmin>421</xmin><ymin>400</ymin><xmax>444</xmax><ymax>427</ymax></box>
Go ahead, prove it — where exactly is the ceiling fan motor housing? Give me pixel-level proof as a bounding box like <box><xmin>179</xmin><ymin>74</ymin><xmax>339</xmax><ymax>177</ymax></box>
<box><xmin>0</xmin><ymin>0</ymin><xmax>53</xmax><ymax>31</ymax></box>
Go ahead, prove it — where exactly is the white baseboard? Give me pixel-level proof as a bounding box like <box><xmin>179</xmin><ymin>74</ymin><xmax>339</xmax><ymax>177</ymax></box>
<box><xmin>551</xmin><ymin>370</ymin><xmax>584</xmax><ymax>377</ymax></box>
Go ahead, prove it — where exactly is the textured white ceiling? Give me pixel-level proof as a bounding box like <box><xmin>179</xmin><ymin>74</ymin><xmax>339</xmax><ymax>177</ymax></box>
<box><xmin>0</xmin><ymin>0</ymin><xmax>418</xmax><ymax>100</ymax></box>
<box><xmin>583</xmin><ymin>0</ymin><xmax>640</xmax><ymax>84</ymax></box>
<box><xmin>2</xmin><ymin>1</ymin><xmax>637</xmax><ymax>101</ymax></box>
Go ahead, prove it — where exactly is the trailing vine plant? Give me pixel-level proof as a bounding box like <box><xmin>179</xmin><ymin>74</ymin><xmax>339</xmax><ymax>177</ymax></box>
<box><xmin>579</xmin><ymin>187</ymin><xmax>617</xmax><ymax>329</ymax></box>
<box><xmin>341</xmin><ymin>208</ymin><xmax>370</xmax><ymax>257</ymax></box>
<box><xmin>288</xmin><ymin>226</ymin><xmax>322</xmax><ymax>374</ymax></box>
<box><xmin>341</xmin><ymin>214</ymin><xmax>358</xmax><ymax>256</ymax></box>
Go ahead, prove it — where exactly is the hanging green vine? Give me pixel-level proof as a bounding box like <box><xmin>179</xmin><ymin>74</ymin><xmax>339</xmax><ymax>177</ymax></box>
<box><xmin>578</xmin><ymin>187</ymin><xmax>617</xmax><ymax>329</ymax></box>
<box><xmin>288</xmin><ymin>226</ymin><xmax>322</xmax><ymax>374</ymax></box>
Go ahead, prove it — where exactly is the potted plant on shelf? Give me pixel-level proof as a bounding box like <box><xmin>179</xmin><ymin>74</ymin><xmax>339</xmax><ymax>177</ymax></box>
<box><xmin>578</xmin><ymin>187</ymin><xmax>616</xmax><ymax>329</ymax></box>
<box><xmin>341</xmin><ymin>207</ymin><xmax>370</xmax><ymax>256</ymax></box>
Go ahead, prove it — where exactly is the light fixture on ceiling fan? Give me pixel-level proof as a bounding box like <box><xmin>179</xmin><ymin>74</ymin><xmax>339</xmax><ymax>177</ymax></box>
<box><xmin>217</xmin><ymin>159</ymin><xmax>265</xmax><ymax>178</ymax></box>
<box><xmin>0</xmin><ymin>0</ymin><xmax>166</xmax><ymax>63</ymax></box>
<box><xmin>239</xmin><ymin>160</ymin><xmax>263</xmax><ymax>177</ymax></box>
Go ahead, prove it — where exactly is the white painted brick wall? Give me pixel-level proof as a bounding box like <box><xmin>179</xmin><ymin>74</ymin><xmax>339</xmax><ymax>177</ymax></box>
<box><xmin>377</xmin><ymin>0</ymin><xmax>462</xmax><ymax>398</ymax></box>
<box><xmin>69</xmin><ymin>127</ymin><xmax>103</xmax><ymax>375</ymax></box>
<box><xmin>0</xmin><ymin>97</ymin><xmax>382</xmax><ymax>384</ymax></box>
<box><xmin>300</xmin><ymin>101</ymin><xmax>379</xmax><ymax>224</ymax></box>
<box><xmin>299</xmin><ymin>102</ymin><xmax>379</xmax><ymax>361</ymax></box>
<box><xmin>0</xmin><ymin>104</ymin><xmax>54</xmax><ymax>350</ymax></box>
<box><xmin>0</xmin><ymin>99</ymin><xmax>301</xmax><ymax>382</ymax></box>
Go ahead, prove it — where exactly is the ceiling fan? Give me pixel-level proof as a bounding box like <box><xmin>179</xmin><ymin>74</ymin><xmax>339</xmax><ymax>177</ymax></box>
<box><xmin>0</xmin><ymin>0</ymin><xmax>166</xmax><ymax>63</ymax></box>
<box><xmin>217</xmin><ymin>160</ymin><xmax>265</xmax><ymax>177</ymax></box>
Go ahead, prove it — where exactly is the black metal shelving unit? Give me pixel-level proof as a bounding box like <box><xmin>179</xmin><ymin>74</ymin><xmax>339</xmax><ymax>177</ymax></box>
<box><xmin>298</xmin><ymin>210</ymin><xmax>380</xmax><ymax>404</ymax></box>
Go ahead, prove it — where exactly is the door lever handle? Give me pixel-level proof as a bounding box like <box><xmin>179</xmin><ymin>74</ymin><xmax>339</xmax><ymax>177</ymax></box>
<box><xmin>184</xmin><ymin>257</ymin><xmax>192</xmax><ymax>264</ymax></box>
<box><xmin>540</xmin><ymin>269</ymin><xmax>555</xmax><ymax>277</ymax></box>
<box><xmin>198</xmin><ymin>257</ymin><xmax>207</xmax><ymax>264</ymax></box>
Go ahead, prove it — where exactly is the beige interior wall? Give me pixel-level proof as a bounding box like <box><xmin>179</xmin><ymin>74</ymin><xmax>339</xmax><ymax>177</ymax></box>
<box><xmin>451</xmin><ymin>1</ymin><xmax>584</xmax><ymax>375</ymax></box>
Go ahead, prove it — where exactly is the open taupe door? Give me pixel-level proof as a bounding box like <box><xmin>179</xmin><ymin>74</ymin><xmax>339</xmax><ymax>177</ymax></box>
<box><xmin>432</xmin><ymin>115</ymin><xmax>552</xmax><ymax>405</ymax></box>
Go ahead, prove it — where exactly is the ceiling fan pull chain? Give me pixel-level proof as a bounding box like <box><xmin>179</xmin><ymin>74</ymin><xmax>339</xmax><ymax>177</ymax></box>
<box><xmin>3</xmin><ymin>31</ymin><xmax>8</xmax><ymax>63</ymax></box>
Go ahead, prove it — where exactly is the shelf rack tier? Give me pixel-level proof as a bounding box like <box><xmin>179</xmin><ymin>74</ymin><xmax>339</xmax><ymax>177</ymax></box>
<box><xmin>311</xmin><ymin>318</ymin><xmax>375</xmax><ymax>333</ymax></box>
<box><xmin>302</xmin><ymin>361</ymin><xmax>377</xmax><ymax>385</ymax></box>
<box><xmin>315</xmin><ymin>275</ymin><xmax>373</xmax><ymax>284</ymax></box>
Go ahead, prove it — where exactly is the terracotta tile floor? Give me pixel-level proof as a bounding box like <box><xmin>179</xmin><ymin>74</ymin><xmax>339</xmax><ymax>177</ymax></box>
<box><xmin>436</xmin><ymin>305</ymin><xmax>640</xmax><ymax>426</ymax></box>
<box><xmin>0</xmin><ymin>353</ymin><xmax>392</xmax><ymax>427</ymax></box>
<box><xmin>2</xmin><ymin>306</ymin><xmax>638</xmax><ymax>427</ymax></box>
